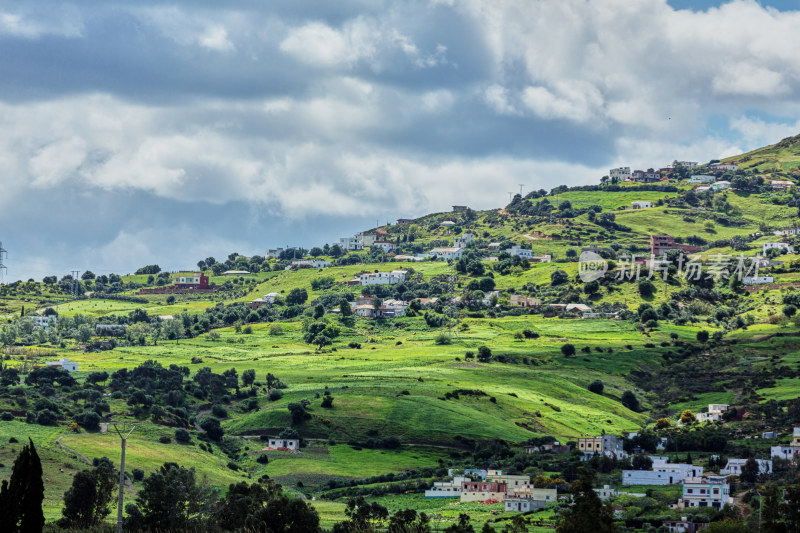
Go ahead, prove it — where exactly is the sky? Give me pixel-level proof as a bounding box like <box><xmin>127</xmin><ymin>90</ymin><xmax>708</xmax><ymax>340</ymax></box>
<box><xmin>2</xmin><ymin>0</ymin><xmax>800</xmax><ymax>281</ymax></box>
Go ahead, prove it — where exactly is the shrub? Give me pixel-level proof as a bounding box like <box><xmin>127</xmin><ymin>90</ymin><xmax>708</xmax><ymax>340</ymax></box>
<box><xmin>268</xmin><ymin>389</ymin><xmax>284</xmax><ymax>401</ymax></box>
<box><xmin>242</xmin><ymin>325</ymin><xmax>253</xmax><ymax>334</ymax></box>
<box><xmin>132</xmin><ymin>468</ymin><xmax>144</xmax><ymax>481</ymax></box>
<box><xmin>522</xmin><ymin>329</ymin><xmax>539</xmax><ymax>339</ymax></box>
<box><xmin>158</xmin><ymin>436</ymin><xmax>171</xmax><ymax>444</ymax></box>
<box><xmin>256</xmin><ymin>455</ymin><xmax>269</xmax><ymax>464</ymax></box>
<box><xmin>561</xmin><ymin>343</ymin><xmax>576</xmax><ymax>357</ymax></box>
<box><xmin>348</xmin><ymin>342</ymin><xmax>362</xmax><ymax>349</ymax></box>
<box><xmin>175</xmin><ymin>428</ymin><xmax>191</xmax><ymax>443</ymax></box>
<box><xmin>434</xmin><ymin>333</ymin><xmax>451</xmax><ymax>345</ymax></box>
<box><xmin>588</xmin><ymin>380</ymin><xmax>604</xmax><ymax>394</ymax></box>
<box><xmin>621</xmin><ymin>390</ymin><xmax>640</xmax><ymax>412</ymax></box>
<box><xmin>321</xmin><ymin>396</ymin><xmax>334</xmax><ymax>408</ymax></box>
<box><xmin>269</xmin><ymin>324</ymin><xmax>284</xmax><ymax>336</ymax></box>
<box><xmin>1</xmin><ymin>412</ymin><xmax>14</xmax><ymax>421</ymax></box>
<box><xmin>211</xmin><ymin>404</ymin><xmax>228</xmax><ymax>418</ymax></box>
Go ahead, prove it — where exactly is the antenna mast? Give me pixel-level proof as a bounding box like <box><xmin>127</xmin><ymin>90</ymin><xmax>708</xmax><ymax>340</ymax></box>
<box><xmin>0</xmin><ymin>241</ymin><xmax>7</xmax><ymax>285</ymax></box>
<box><xmin>71</xmin><ymin>270</ymin><xmax>81</xmax><ymax>297</ymax></box>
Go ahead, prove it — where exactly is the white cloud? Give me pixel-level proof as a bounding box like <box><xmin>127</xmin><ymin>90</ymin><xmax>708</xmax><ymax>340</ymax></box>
<box><xmin>199</xmin><ymin>25</ymin><xmax>235</xmax><ymax>52</ymax></box>
<box><xmin>279</xmin><ymin>17</ymin><xmax>448</xmax><ymax>71</ymax></box>
<box><xmin>0</xmin><ymin>8</ymin><xmax>83</xmax><ymax>38</ymax></box>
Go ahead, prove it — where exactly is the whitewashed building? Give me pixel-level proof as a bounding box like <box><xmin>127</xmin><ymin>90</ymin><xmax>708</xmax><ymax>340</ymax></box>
<box><xmin>622</xmin><ymin>462</ymin><xmax>701</xmax><ymax>486</ymax></box>
<box><xmin>267</xmin><ymin>438</ymin><xmax>299</xmax><ymax>451</ymax></box>
<box><xmin>339</xmin><ymin>237</ymin><xmax>363</xmax><ymax>251</ymax></box>
<box><xmin>631</xmin><ymin>201</ymin><xmax>653</xmax><ymax>209</ymax></box>
<box><xmin>454</xmin><ymin>233</ymin><xmax>475</xmax><ymax>248</ymax></box>
<box><xmin>720</xmin><ymin>458</ymin><xmax>772</xmax><ymax>476</ymax></box>
<box><xmin>680</xmin><ymin>475</ymin><xmax>732</xmax><ymax>509</ymax></box>
<box><xmin>743</xmin><ymin>276</ymin><xmax>774</xmax><ymax>285</ymax></box>
<box><xmin>508</xmin><ymin>245</ymin><xmax>533</xmax><ymax>259</ymax></box>
<box><xmin>429</xmin><ymin>247</ymin><xmax>464</xmax><ymax>260</ymax></box>
<box><xmin>609</xmin><ymin>167</ymin><xmax>632</xmax><ymax>181</ymax></box>
<box><xmin>358</xmin><ymin>270</ymin><xmax>408</xmax><ymax>286</ymax></box>
<box><xmin>688</xmin><ymin>175</ymin><xmax>715</xmax><ymax>184</ymax></box>
<box><xmin>763</xmin><ymin>242</ymin><xmax>795</xmax><ymax>254</ymax></box>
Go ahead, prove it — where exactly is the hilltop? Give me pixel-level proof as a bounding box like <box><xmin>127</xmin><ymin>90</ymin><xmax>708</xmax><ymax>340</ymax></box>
<box><xmin>2</xmin><ymin>135</ymin><xmax>800</xmax><ymax>529</ymax></box>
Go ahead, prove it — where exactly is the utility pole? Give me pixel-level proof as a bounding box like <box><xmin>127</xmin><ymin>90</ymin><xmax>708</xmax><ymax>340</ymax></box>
<box><xmin>112</xmin><ymin>422</ymin><xmax>136</xmax><ymax>533</ymax></box>
<box><xmin>71</xmin><ymin>270</ymin><xmax>81</xmax><ymax>297</ymax></box>
<box><xmin>518</xmin><ymin>183</ymin><xmax>525</xmax><ymax>196</ymax></box>
<box><xmin>0</xmin><ymin>241</ymin><xmax>7</xmax><ymax>285</ymax></box>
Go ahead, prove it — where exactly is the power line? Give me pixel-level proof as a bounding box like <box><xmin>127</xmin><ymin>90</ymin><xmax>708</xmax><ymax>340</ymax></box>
<box><xmin>71</xmin><ymin>270</ymin><xmax>81</xmax><ymax>297</ymax></box>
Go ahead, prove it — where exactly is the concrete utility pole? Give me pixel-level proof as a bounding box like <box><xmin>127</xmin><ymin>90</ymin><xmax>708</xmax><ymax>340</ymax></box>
<box><xmin>112</xmin><ymin>423</ymin><xmax>136</xmax><ymax>533</ymax></box>
<box><xmin>0</xmin><ymin>241</ymin><xmax>7</xmax><ymax>285</ymax></box>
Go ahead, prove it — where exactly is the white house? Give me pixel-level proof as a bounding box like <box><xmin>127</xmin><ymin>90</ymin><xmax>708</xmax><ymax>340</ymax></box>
<box><xmin>267</xmin><ymin>438</ymin><xmax>299</xmax><ymax>451</ymax></box>
<box><xmin>770</xmin><ymin>180</ymin><xmax>794</xmax><ymax>191</ymax></box>
<box><xmin>358</xmin><ymin>232</ymin><xmax>377</xmax><ymax>247</ymax></box>
<box><xmin>285</xmin><ymin>259</ymin><xmax>331</xmax><ymax>270</ymax></box>
<box><xmin>381</xmin><ymin>299</ymin><xmax>409</xmax><ymax>317</ymax></box>
<box><xmin>594</xmin><ymin>485</ymin><xmax>619</xmax><ymax>500</ymax></box>
<box><xmin>743</xmin><ymin>276</ymin><xmax>774</xmax><ymax>285</ymax></box>
<box><xmin>691</xmin><ymin>404</ymin><xmax>730</xmax><ymax>423</ymax></box>
<box><xmin>454</xmin><ymin>233</ymin><xmax>475</xmax><ymax>248</ymax></box>
<box><xmin>774</xmin><ymin>227</ymin><xmax>800</xmax><ymax>237</ymax></box>
<box><xmin>29</xmin><ymin>315</ymin><xmax>57</xmax><ymax>329</ymax></box>
<box><xmin>711</xmin><ymin>163</ymin><xmax>738</xmax><ymax>171</ymax></box>
<box><xmin>771</xmin><ymin>446</ymin><xmax>800</xmax><ymax>461</ymax></box>
<box><xmin>631</xmin><ymin>201</ymin><xmax>653</xmax><ymax>209</ymax></box>
<box><xmin>504</xmin><ymin>498</ymin><xmax>548</xmax><ymax>512</ymax></box>
<box><xmin>673</xmin><ymin>160</ymin><xmax>699</xmax><ymax>169</ymax></box>
<box><xmin>425</xmin><ymin>475</ymin><xmax>471</xmax><ymax>498</ymax></box>
<box><xmin>763</xmin><ymin>242</ymin><xmax>795</xmax><ymax>254</ymax></box>
<box><xmin>264</xmin><ymin>293</ymin><xmax>281</xmax><ymax>304</ymax></box>
<box><xmin>710</xmin><ymin>180</ymin><xmax>731</xmax><ymax>191</ymax></box>
<box><xmin>265</xmin><ymin>248</ymin><xmax>284</xmax><ymax>259</ymax></box>
<box><xmin>429</xmin><ymin>247</ymin><xmax>464</xmax><ymax>260</ymax></box>
<box><xmin>622</xmin><ymin>462</ymin><xmax>701</xmax><ymax>486</ymax></box>
<box><xmin>720</xmin><ymin>458</ymin><xmax>772</xmax><ymax>476</ymax></box>
<box><xmin>508</xmin><ymin>245</ymin><xmax>533</xmax><ymax>259</ymax></box>
<box><xmin>372</xmin><ymin>241</ymin><xmax>396</xmax><ymax>253</ymax></box>
<box><xmin>609</xmin><ymin>167</ymin><xmax>632</xmax><ymax>181</ymax></box>
<box><xmin>339</xmin><ymin>237</ymin><xmax>363</xmax><ymax>251</ymax></box>
<box><xmin>358</xmin><ymin>270</ymin><xmax>408</xmax><ymax>286</ymax></box>
<box><xmin>688</xmin><ymin>175</ymin><xmax>715</xmax><ymax>184</ymax></box>
<box><xmin>680</xmin><ymin>475</ymin><xmax>732</xmax><ymax>509</ymax></box>
<box><xmin>45</xmin><ymin>358</ymin><xmax>78</xmax><ymax>372</ymax></box>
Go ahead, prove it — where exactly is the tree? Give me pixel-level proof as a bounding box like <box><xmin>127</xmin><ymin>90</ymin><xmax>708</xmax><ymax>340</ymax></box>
<box><xmin>199</xmin><ymin>417</ymin><xmax>224</xmax><ymax>441</ymax></box>
<box><xmin>638</xmin><ymin>279</ymin><xmax>655</xmax><ymax>297</ymax></box>
<box><xmin>339</xmin><ymin>300</ymin><xmax>353</xmax><ymax>317</ymax></box>
<box><xmin>127</xmin><ymin>463</ymin><xmax>216</xmax><ymax>531</ymax></box>
<box><xmin>217</xmin><ymin>480</ymin><xmax>320</xmax><ymax>532</ymax></box>
<box><xmin>588</xmin><ymin>380</ymin><xmax>604</xmax><ymax>394</ymax></box>
<box><xmin>310</xmin><ymin>247</ymin><xmax>324</xmax><ymax>257</ymax></box>
<box><xmin>477</xmin><ymin>345</ymin><xmax>492</xmax><ymax>362</ymax></box>
<box><xmin>784</xmin><ymin>304</ymin><xmax>797</xmax><ymax>318</ymax></box>
<box><xmin>286</xmin><ymin>288</ymin><xmax>308</xmax><ymax>306</ymax></box>
<box><xmin>0</xmin><ymin>438</ymin><xmax>45</xmax><ymax>533</ymax></box>
<box><xmin>59</xmin><ymin>466</ymin><xmax>116</xmax><ymax>528</ymax></box>
<box><xmin>631</xmin><ymin>455</ymin><xmax>653</xmax><ymax>470</ymax></box>
<box><xmin>655</xmin><ymin>418</ymin><xmax>671</xmax><ymax>429</ymax></box>
<box><xmin>321</xmin><ymin>395</ymin><xmax>334</xmax><ymax>408</ymax></box>
<box><xmin>680</xmin><ymin>410</ymin><xmax>697</xmax><ymax>425</ymax></box>
<box><xmin>164</xmin><ymin>318</ymin><xmax>185</xmax><ymax>345</ymax></box>
<box><xmin>81</xmin><ymin>271</ymin><xmax>96</xmax><ymax>280</ymax></box>
<box><xmin>551</xmin><ymin>269</ymin><xmax>569</xmax><ymax>286</ymax></box>
<box><xmin>242</xmin><ymin>369</ymin><xmax>256</xmax><ymax>387</ymax></box>
<box><xmin>561</xmin><ymin>343</ymin><xmax>576</xmax><ymax>357</ymax></box>
<box><xmin>739</xmin><ymin>457</ymin><xmax>760</xmax><ymax>483</ymax></box>
<box><xmin>443</xmin><ymin>513</ymin><xmax>475</xmax><ymax>533</ymax></box>
<box><xmin>620</xmin><ymin>390</ymin><xmax>640</xmax><ymax>412</ymax></box>
<box><xmin>697</xmin><ymin>330</ymin><xmax>710</xmax><ymax>343</ymax></box>
<box><xmin>288</xmin><ymin>403</ymin><xmax>310</xmax><ymax>425</ymax></box>
<box><xmin>556</xmin><ymin>468</ymin><xmax>614</xmax><ymax>533</ymax></box>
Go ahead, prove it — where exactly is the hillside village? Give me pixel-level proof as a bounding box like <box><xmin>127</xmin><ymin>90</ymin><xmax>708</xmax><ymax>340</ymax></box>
<box><xmin>3</xmin><ymin>135</ymin><xmax>800</xmax><ymax>530</ymax></box>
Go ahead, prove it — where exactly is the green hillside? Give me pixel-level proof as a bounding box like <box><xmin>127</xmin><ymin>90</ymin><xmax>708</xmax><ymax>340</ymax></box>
<box><xmin>2</xmin><ymin>136</ymin><xmax>800</xmax><ymax>530</ymax></box>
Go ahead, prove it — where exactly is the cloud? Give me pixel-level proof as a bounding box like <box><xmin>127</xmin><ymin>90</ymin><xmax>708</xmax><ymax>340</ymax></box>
<box><xmin>2</xmin><ymin>0</ymin><xmax>800</xmax><ymax>279</ymax></box>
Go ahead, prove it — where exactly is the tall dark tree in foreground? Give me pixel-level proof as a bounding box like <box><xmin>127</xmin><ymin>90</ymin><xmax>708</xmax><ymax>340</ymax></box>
<box><xmin>0</xmin><ymin>438</ymin><xmax>45</xmax><ymax>532</ymax></box>
<box><xmin>59</xmin><ymin>465</ymin><xmax>116</xmax><ymax>528</ymax></box>
<box><xmin>556</xmin><ymin>467</ymin><xmax>614</xmax><ymax>533</ymax></box>
<box><xmin>217</xmin><ymin>479</ymin><xmax>320</xmax><ymax>532</ymax></box>
<box><xmin>124</xmin><ymin>462</ymin><xmax>217</xmax><ymax>531</ymax></box>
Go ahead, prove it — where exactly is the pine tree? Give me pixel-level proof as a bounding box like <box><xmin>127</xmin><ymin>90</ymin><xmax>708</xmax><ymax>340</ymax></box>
<box><xmin>0</xmin><ymin>438</ymin><xmax>45</xmax><ymax>532</ymax></box>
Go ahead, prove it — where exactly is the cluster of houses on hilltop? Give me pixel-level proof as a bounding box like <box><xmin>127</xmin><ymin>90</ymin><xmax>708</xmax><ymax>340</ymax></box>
<box><xmin>609</xmin><ymin>160</ymin><xmax>739</xmax><ymax>184</ymax></box>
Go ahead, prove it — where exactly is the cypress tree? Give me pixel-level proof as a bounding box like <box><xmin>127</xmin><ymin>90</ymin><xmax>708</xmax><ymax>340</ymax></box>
<box><xmin>0</xmin><ymin>438</ymin><xmax>45</xmax><ymax>532</ymax></box>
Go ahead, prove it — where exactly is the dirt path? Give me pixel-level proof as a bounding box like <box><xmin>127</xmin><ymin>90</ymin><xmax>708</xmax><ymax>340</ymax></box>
<box><xmin>732</xmin><ymin>490</ymin><xmax>752</xmax><ymax>519</ymax></box>
<box><xmin>56</xmin><ymin>435</ymin><xmax>91</xmax><ymax>465</ymax></box>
